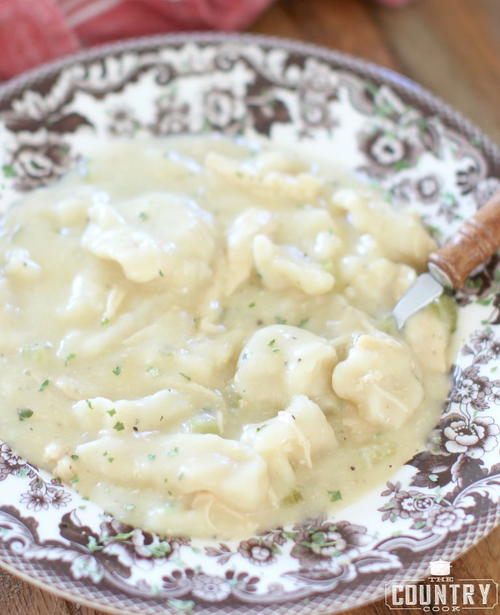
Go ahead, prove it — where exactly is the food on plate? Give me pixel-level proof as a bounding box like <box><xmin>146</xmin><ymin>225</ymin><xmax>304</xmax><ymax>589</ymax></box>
<box><xmin>0</xmin><ymin>136</ymin><xmax>454</xmax><ymax>538</ymax></box>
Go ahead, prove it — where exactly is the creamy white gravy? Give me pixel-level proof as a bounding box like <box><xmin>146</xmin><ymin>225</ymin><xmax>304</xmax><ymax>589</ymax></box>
<box><xmin>0</xmin><ymin>136</ymin><xmax>454</xmax><ymax>539</ymax></box>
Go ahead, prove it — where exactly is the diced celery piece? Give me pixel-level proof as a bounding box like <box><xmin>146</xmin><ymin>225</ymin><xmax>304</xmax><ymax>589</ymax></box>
<box><xmin>359</xmin><ymin>440</ymin><xmax>396</xmax><ymax>465</ymax></box>
<box><xmin>376</xmin><ymin>313</ymin><xmax>397</xmax><ymax>336</ymax></box>
<box><xmin>187</xmin><ymin>410</ymin><xmax>221</xmax><ymax>435</ymax></box>
<box><xmin>431</xmin><ymin>293</ymin><xmax>457</xmax><ymax>334</ymax></box>
<box><xmin>21</xmin><ymin>342</ymin><xmax>52</xmax><ymax>365</ymax></box>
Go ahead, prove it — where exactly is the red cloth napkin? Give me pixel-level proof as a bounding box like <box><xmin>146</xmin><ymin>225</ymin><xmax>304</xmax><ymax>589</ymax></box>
<box><xmin>0</xmin><ymin>0</ymin><xmax>413</xmax><ymax>81</ymax></box>
<box><xmin>0</xmin><ymin>0</ymin><xmax>273</xmax><ymax>79</ymax></box>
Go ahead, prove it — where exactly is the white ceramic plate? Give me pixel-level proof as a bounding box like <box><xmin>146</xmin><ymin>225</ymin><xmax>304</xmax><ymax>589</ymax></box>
<box><xmin>0</xmin><ymin>33</ymin><xmax>498</xmax><ymax>615</ymax></box>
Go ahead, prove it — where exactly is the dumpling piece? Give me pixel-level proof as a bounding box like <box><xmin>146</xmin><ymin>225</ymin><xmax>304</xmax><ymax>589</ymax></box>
<box><xmin>58</xmin><ymin>265</ymin><xmax>122</xmax><ymax>324</ymax></box>
<box><xmin>71</xmin><ymin>384</ymin><xmax>225</xmax><ymax>436</ymax></box>
<box><xmin>272</xmin><ymin>207</ymin><xmax>344</xmax><ymax>263</ymax></box>
<box><xmin>2</xmin><ymin>248</ymin><xmax>41</xmax><ymax>279</ymax></box>
<box><xmin>55</xmin><ymin>433</ymin><xmax>268</xmax><ymax>513</ymax></box>
<box><xmin>340</xmin><ymin>255</ymin><xmax>416</xmax><ymax>315</ymax></box>
<box><xmin>253</xmin><ymin>234</ymin><xmax>334</xmax><ymax>295</ymax></box>
<box><xmin>50</xmin><ymin>186</ymin><xmax>99</xmax><ymax>227</ymax></box>
<box><xmin>225</xmin><ymin>208</ymin><xmax>275</xmax><ymax>295</ymax></box>
<box><xmin>332</xmin><ymin>188</ymin><xmax>435</xmax><ymax>268</ymax></box>
<box><xmin>206</xmin><ymin>150</ymin><xmax>323</xmax><ymax>202</ymax></box>
<box><xmin>234</xmin><ymin>324</ymin><xmax>337</xmax><ymax>410</ymax></box>
<box><xmin>82</xmin><ymin>192</ymin><xmax>217</xmax><ymax>290</ymax></box>
<box><xmin>332</xmin><ymin>333</ymin><xmax>424</xmax><ymax>428</ymax></box>
<box><xmin>313</xmin><ymin>229</ymin><xmax>343</xmax><ymax>261</ymax></box>
<box><xmin>82</xmin><ymin>202</ymin><xmax>164</xmax><ymax>283</ymax></box>
<box><xmin>241</xmin><ymin>395</ymin><xmax>337</xmax><ymax>500</ymax></box>
<box><xmin>171</xmin><ymin>330</ymin><xmax>241</xmax><ymax>388</ymax></box>
<box><xmin>274</xmin><ymin>208</ymin><xmax>340</xmax><ymax>253</ymax></box>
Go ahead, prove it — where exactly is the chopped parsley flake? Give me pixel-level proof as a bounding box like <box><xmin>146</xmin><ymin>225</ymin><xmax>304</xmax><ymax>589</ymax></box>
<box><xmin>272</xmin><ymin>348</ymin><xmax>280</xmax><ymax>353</ymax></box>
<box><xmin>393</xmin><ymin>160</ymin><xmax>410</xmax><ymax>172</ymax></box>
<box><xmin>110</xmin><ymin>531</ymin><xmax>135</xmax><ymax>543</ymax></box>
<box><xmin>70</xmin><ymin>455</ymin><xmax>79</xmax><ymax>462</ymax></box>
<box><xmin>113</xmin><ymin>421</ymin><xmax>125</xmax><ymax>431</ymax></box>
<box><xmin>298</xmin><ymin>318</ymin><xmax>309</xmax><ymax>328</ymax></box>
<box><xmin>38</xmin><ymin>379</ymin><xmax>49</xmax><ymax>392</ymax></box>
<box><xmin>179</xmin><ymin>372</ymin><xmax>191</xmax><ymax>381</ymax></box>
<box><xmin>159</xmin><ymin>269</ymin><xmax>165</xmax><ymax>277</ymax></box>
<box><xmin>328</xmin><ymin>490</ymin><xmax>342</xmax><ymax>502</ymax></box>
<box><xmin>476</xmin><ymin>297</ymin><xmax>492</xmax><ymax>306</ymax></box>
<box><xmin>256</xmin><ymin>424</ymin><xmax>267</xmax><ymax>432</ymax></box>
<box><xmin>112</xmin><ymin>365</ymin><xmax>122</xmax><ymax>376</ymax></box>
<box><xmin>87</xmin><ymin>536</ymin><xmax>103</xmax><ymax>552</ymax></box>
<box><xmin>100</xmin><ymin>317</ymin><xmax>110</xmax><ymax>326</ymax></box>
<box><xmin>139</xmin><ymin>211</ymin><xmax>149</xmax><ymax>221</ymax></box>
<box><xmin>2</xmin><ymin>164</ymin><xmax>16</xmax><ymax>178</ymax></box>
<box><xmin>17</xmin><ymin>408</ymin><xmax>33</xmax><ymax>421</ymax></box>
<box><xmin>65</xmin><ymin>353</ymin><xmax>76</xmax><ymax>366</ymax></box>
<box><xmin>108</xmin><ymin>456</ymin><xmax>115</xmax><ymax>463</ymax></box>
<box><xmin>107</xmin><ymin>408</ymin><xmax>116</xmax><ymax>417</ymax></box>
<box><xmin>275</xmin><ymin>316</ymin><xmax>287</xmax><ymax>325</ymax></box>
<box><xmin>268</xmin><ymin>339</ymin><xmax>276</xmax><ymax>347</ymax></box>
<box><xmin>148</xmin><ymin>454</ymin><xmax>157</xmax><ymax>461</ymax></box>
<box><xmin>70</xmin><ymin>475</ymin><xmax>79</xmax><ymax>484</ymax></box>
<box><xmin>85</xmin><ymin>399</ymin><xmax>93</xmax><ymax>409</ymax></box>
<box><xmin>167</xmin><ymin>447</ymin><xmax>179</xmax><ymax>456</ymax></box>
<box><xmin>248</xmin><ymin>302</ymin><xmax>256</xmax><ymax>308</ymax></box>
<box><xmin>148</xmin><ymin>541</ymin><xmax>172</xmax><ymax>558</ymax></box>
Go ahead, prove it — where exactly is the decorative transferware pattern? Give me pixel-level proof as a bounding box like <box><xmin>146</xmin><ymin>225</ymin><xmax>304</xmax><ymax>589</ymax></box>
<box><xmin>0</xmin><ymin>33</ymin><xmax>498</xmax><ymax>615</ymax></box>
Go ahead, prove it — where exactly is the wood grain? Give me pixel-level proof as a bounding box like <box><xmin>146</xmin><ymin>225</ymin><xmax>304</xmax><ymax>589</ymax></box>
<box><xmin>3</xmin><ymin>0</ymin><xmax>499</xmax><ymax>613</ymax></box>
<box><xmin>429</xmin><ymin>190</ymin><xmax>500</xmax><ymax>288</ymax></box>
<box><xmin>366</xmin><ymin>0</ymin><xmax>500</xmax><ymax>141</ymax></box>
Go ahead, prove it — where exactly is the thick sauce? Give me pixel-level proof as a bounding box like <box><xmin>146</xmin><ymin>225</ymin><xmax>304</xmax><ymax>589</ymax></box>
<box><xmin>0</xmin><ymin>136</ymin><xmax>453</xmax><ymax>538</ymax></box>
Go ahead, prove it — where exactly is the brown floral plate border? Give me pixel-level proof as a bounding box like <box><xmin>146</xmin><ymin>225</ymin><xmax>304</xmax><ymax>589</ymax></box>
<box><xmin>0</xmin><ymin>33</ymin><xmax>498</xmax><ymax>615</ymax></box>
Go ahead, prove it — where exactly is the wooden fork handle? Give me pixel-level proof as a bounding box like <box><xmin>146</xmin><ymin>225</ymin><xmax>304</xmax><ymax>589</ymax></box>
<box><xmin>428</xmin><ymin>190</ymin><xmax>500</xmax><ymax>289</ymax></box>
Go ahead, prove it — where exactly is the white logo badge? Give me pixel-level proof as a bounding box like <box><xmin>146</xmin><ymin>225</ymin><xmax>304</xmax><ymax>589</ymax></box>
<box><xmin>429</xmin><ymin>560</ymin><xmax>452</xmax><ymax>576</ymax></box>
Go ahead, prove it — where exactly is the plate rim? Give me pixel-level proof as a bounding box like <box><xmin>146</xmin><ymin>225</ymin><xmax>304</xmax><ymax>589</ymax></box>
<box><xmin>0</xmin><ymin>31</ymin><xmax>498</xmax><ymax>615</ymax></box>
<box><xmin>0</xmin><ymin>31</ymin><xmax>498</xmax><ymax>164</ymax></box>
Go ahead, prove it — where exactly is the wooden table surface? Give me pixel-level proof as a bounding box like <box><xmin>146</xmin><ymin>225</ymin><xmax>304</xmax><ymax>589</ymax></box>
<box><xmin>2</xmin><ymin>0</ymin><xmax>499</xmax><ymax>613</ymax></box>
